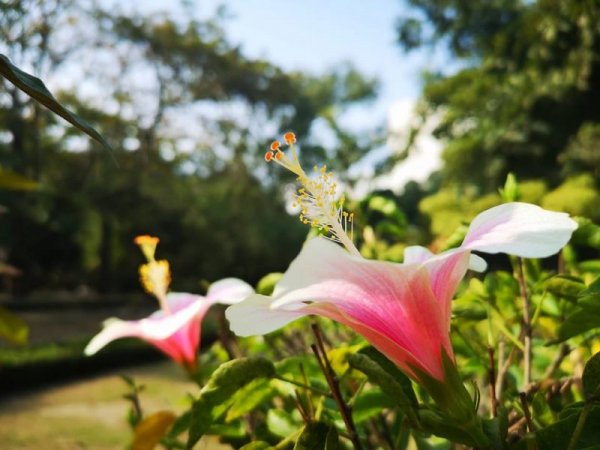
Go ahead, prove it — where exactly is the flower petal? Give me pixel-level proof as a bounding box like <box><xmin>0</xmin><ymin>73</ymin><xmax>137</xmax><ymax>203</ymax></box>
<box><xmin>84</xmin><ymin>318</ymin><xmax>139</xmax><ymax>356</ymax></box>
<box><xmin>469</xmin><ymin>254</ymin><xmax>488</xmax><ymax>272</ymax></box>
<box><xmin>206</xmin><ymin>278</ymin><xmax>254</xmax><ymax>305</ymax></box>
<box><xmin>462</xmin><ymin>202</ymin><xmax>578</xmax><ymax>258</ymax></box>
<box><xmin>403</xmin><ymin>245</ymin><xmax>434</xmax><ymax>264</ymax></box>
<box><xmin>84</xmin><ymin>298</ymin><xmax>210</xmax><ymax>355</ymax></box>
<box><xmin>225</xmin><ymin>294</ymin><xmax>308</xmax><ymax>336</ymax></box>
<box><xmin>267</xmin><ymin>238</ymin><xmax>452</xmax><ymax>379</ymax></box>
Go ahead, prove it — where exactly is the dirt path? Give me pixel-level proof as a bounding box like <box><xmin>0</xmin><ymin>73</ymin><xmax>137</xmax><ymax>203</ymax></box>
<box><xmin>0</xmin><ymin>361</ymin><xmax>230</xmax><ymax>450</ymax></box>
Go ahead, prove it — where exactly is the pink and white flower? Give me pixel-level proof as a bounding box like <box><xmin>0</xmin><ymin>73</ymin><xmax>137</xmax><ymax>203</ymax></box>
<box><xmin>85</xmin><ymin>278</ymin><xmax>253</xmax><ymax>369</ymax></box>
<box><xmin>226</xmin><ymin>203</ymin><xmax>577</xmax><ymax>382</ymax></box>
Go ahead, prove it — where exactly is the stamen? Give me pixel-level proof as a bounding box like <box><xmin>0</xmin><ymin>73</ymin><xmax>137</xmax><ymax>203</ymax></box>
<box><xmin>134</xmin><ymin>235</ymin><xmax>172</xmax><ymax>314</ymax></box>
<box><xmin>264</xmin><ymin>132</ymin><xmax>360</xmax><ymax>256</ymax></box>
<box><xmin>265</xmin><ymin>151</ymin><xmax>274</xmax><ymax>162</ymax></box>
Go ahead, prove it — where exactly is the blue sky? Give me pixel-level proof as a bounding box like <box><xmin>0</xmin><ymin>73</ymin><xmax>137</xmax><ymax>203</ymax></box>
<box><xmin>132</xmin><ymin>0</ymin><xmax>448</xmax><ymax>126</ymax></box>
<box><xmin>120</xmin><ymin>0</ymin><xmax>449</xmax><ymax>191</ymax></box>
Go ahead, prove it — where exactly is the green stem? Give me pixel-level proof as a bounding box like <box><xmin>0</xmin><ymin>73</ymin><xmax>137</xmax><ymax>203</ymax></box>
<box><xmin>517</xmin><ymin>258</ymin><xmax>532</xmax><ymax>390</ymax></box>
<box><xmin>567</xmin><ymin>402</ymin><xmax>593</xmax><ymax>450</ymax></box>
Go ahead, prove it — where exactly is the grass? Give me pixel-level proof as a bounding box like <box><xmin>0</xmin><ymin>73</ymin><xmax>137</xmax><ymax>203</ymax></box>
<box><xmin>0</xmin><ymin>361</ymin><xmax>231</xmax><ymax>450</ymax></box>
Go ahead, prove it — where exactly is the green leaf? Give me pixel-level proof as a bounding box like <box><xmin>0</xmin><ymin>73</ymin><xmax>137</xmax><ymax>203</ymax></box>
<box><xmin>239</xmin><ymin>442</ymin><xmax>272</xmax><ymax>450</ymax></box>
<box><xmin>579</xmin><ymin>260</ymin><xmax>600</xmax><ymax>273</ymax></box>
<box><xmin>572</xmin><ymin>218</ymin><xmax>600</xmax><ymax>249</ymax></box>
<box><xmin>256</xmin><ymin>272</ymin><xmax>283</xmax><ymax>295</ymax></box>
<box><xmin>0</xmin><ymin>307</ymin><xmax>28</xmax><ymax>345</ymax></box>
<box><xmin>582</xmin><ymin>352</ymin><xmax>600</xmax><ymax>400</ymax></box>
<box><xmin>186</xmin><ymin>357</ymin><xmax>275</xmax><ymax>449</ymax></box>
<box><xmin>351</xmin><ymin>388</ymin><xmax>395</xmax><ymax>424</ymax></box>
<box><xmin>294</xmin><ymin>422</ymin><xmax>341</xmax><ymax>450</ymax></box>
<box><xmin>535</xmin><ymin>405</ymin><xmax>600</xmax><ymax>450</ymax></box>
<box><xmin>580</xmin><ymin>277</ymin><xmax>600</xmax><ymax>298</ymax></box>
<box><xmin>348</xmin><ymin>347</ymin><xmax>419</xmax><ymax>425</ymax></box>
<box><xmin>0</xmin><ymin>167</ymin><xmax>38</xmax><ymax>191</ymax></box>
<box><xmin>442</xmin><ymin>224</ymin><xmax>469</xmax><ymax>250</ymax></box>
<box><xmin>225</xmin><ymin>378</ymin><xmax>275</xmax><ymax>422</ymax></box>
<box><xmin>267</xmin><ymin>409</ymin><xmax>299</xmax><ymax>438</ymax></box>
<box><xmin>0</xmin><ymin>54</ymin><xmax>113</xmax><ymax>153</ymax></box>
<box><xmin>557</xmin><ymin>307</ymin><xmax>600</xmax><ymax>342</ymax></box>
<box><xmin>544</xmin><ymin>275</ymin><xmax>586</xmax><ymax>300</ymax></box>
<box><xmin>417</xmin><ymin>409</ymin><xmax>483</xmax><ymax>447</ymax></box>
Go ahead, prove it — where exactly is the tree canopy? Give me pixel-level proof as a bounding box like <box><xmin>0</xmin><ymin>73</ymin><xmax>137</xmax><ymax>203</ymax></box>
<box><xmin>396</xmin><ymin>0</ymin><xmax>600</xmax><ymax>190</ymax></box>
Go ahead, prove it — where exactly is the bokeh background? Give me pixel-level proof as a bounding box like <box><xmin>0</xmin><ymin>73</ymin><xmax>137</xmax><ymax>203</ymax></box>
<box><xmin>0</xmin><ymin>0</ymin><xmax>599</xmax><ymax>448</ymax></box>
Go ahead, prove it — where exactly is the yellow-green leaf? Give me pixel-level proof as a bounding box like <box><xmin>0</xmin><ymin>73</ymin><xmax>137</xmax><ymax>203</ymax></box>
<box><xmin>0</xmin><ymin>307</ymin><xmax>28</xmax><ymax>345</ymax></box>
<box><xmin>132</xmin><ymin>410</ymin><xmax>176</xmax><ymax>450</ymax></box>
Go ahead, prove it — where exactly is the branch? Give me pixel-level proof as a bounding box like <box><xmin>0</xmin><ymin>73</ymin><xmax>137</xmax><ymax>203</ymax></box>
<box><xmin>517</xmin><ymin>258</ymin><xmax>532</xmax><ymax>390</ymax></box>
<box><xmin>311</xmin><ymin>323</ymin><xmax>363</xmax><ymax>450</ymax></box>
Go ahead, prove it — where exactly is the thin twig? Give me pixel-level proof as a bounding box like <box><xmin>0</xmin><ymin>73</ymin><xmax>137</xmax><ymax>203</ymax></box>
<box><xmin>377</xmin><ymin>413</ymin><xmax>395</xmax><ymax>450</ymax></box>
<box><xmin>497</xmin><ymin>339</ymin><xmax>520</xmax><ymax>399</ymax></box>
<box><xmin>519</xmin><ymin>392</ymin><xmax>535</xmax><ymax>433</ymax></box>
<box><xmin>311</xmin><ymin>323</ymin><xmax>363</xmax><ymax>450</ymax></box>
<box><xmin>517</xmin><ymin>258</ymin><xmax>532</xmax><ymax>390</ymax></box>
<box><xmin>294</xmin><ymin>389</ymin><xmax>310</xmax><ymax>423</ymax></box>
<box><xmin>495</xmin><ymin>340</ymin><xmax>506</xmax><ymax>399</ymax></box>
<box><xmin>218</xmin><ymin>309</ymin><xmax>236</xmax><ymax>360</ymax></box>
<box><xmin>488</xmin><ymin>346</ymin><xmax>498</xmax><ymax>417</ymax></box>
<box><xmin>543</xmin><ymin>343</ymin><xmax>570</xmax><ymax>379</ymax></box>
<box><xmin>299</xmin><ymin>363</ymin><xmax>314</xmax><ymax>419</ymax></box>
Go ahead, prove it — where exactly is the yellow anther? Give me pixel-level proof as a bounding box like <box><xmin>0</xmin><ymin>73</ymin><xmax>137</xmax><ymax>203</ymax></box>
<box><xmin>264</xmin><ymin>132</ymin><xmax>359</xmax><ymax>256</ymax></box>
<box><xmin>139</xmin><ymin>260</ymin><xmax>171</xmax><ymax>300</ymax></box>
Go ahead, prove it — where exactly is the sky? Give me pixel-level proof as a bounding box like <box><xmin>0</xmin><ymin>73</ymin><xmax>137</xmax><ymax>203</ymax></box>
<box><xmin>119</xmin><ymin>0</ymin><xmax>448</xmax><ymax>193</ymax></box>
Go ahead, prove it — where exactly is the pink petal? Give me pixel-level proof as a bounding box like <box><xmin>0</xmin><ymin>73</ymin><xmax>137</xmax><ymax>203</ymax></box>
<box><xmin>206</xmin><ymin>278</ymin><xmax>254</xmax><ymax>305</ymax></box>
<box><xmin>420</xmin><ymin>250</ymin><xmax>471</xmax><ymax>330</ymax></box>
<box><xmin>462</xmin><ymin>202</ymin><xmax>578</xmax><ymax>258</ymax></box>
<box><xmin>239</xmin><ymin>238</ymin><xmax>453</xmax><ymax>380</ymax></box>
<box><xmin>84</xmin><ymin>293</ymin><xmax>212</xmax><ymax>367</ymax></box>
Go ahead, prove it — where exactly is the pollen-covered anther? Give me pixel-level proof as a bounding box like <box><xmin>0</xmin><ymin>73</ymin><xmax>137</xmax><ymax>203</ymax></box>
<box><xmin>265</xmin><ymin>151</ymin><xmax>274</xmax><ymax>162</ymax></box>
<box><xmin>139</xmin><ymin>260</ymin><xmax>171</xmax><ymax>300</ymax></box>
<box><xmin>263</xmin><ymin>131</ymin><xmax>360</xmax><ymax>256</ymax></box>
<box><xmin>283</xmin><ymin>132</ymin><xmax>296</xmax><ymax>145</ymax></box>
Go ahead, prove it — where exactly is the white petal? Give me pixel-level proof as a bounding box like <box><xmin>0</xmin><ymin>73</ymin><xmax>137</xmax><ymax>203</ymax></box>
<box><xmin>165</xmin><ymin>292</ymin><xmax>203</xmax><ymax>311</ymax></box>
<box><xmin>206</xmin><ymin>278</ymin><xmax>254</xmax><ymax>305</ymax></box>
<box><xmin>403</xmin><ymin>245</ymin><xmax>434</xmax><ymax>264</ymax></box>
<box><xmin>272</xmin><ymin>237</ymin><xmax>363</xmax><ymax>303</ymax></box>
<box><xmin>469</xmin><ymin>254</ymin><xmax>488</xmax><ymax>272</ymax></box>
<box><xmin>84</xmin><ymin>318</ymin><xmax>138</xmax><ymax>355</ymax></box>
<box><xmin>462</xmin><ymin>202</ymin><xmax>578</xmax><ymax>258</ymax></box>
<box><xmin>225</xmin><ymin>294</ymin><xmax>308</xmax><ymax>337</ymax></box>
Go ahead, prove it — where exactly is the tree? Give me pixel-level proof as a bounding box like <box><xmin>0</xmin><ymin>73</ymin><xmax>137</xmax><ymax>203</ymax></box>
<box><xmin>0</xmin><ymin>1</ymin><xmax>378</xmax><ymax>293</ymax></box>
<box><xmin>395</xmin><ymin>0</ymin><xmax>600</xmax><ymax>191</ymax></box>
